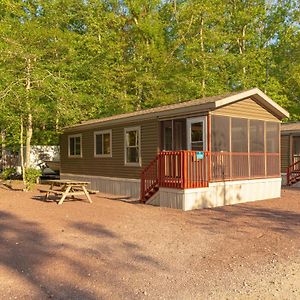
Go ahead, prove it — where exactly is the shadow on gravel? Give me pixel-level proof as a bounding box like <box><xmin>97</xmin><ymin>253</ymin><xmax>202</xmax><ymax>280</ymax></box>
<box><xmin>0</xmin><ymin>211</ymin><xmax>162</xmax><ymax>299</ymax></box>
<box><xmin>0</xmin><ymin>211</ymin><xmax>98</xmax><ymax>299</ymax></box>
<box><xmin>189</xmin><ymin>204</ymin><xmax>300</xmax><ymax>236</ymax></box>
<box><xmin>0</xmin><ymin>211</ymin><xmax>166</xmax><ymax>300</ymax></box>
<box><xmin>70</xmin><ymin>221</ymin><xmax>164</xmax><ymax>270</ymax></box>
<box><xmin>0</xmin><ymin>211</ymin><xmax>168</xmax><ymax>300</ymax></box>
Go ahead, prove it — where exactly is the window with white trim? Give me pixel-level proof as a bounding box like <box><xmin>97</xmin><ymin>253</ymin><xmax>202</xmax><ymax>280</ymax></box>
<box><xmin>68</xmin><ymin>134</ymin><xmax>82</xmax><ymax>157</ymax></box>
<box><xmin>94</xmin><ymin>130</ymin><xmax>112</xmax><ymax>157</ymax></box>
<box><xmin>124</xmin><ymin>127</ymin><xmax>141</xmax><ymax>165</ymax></box>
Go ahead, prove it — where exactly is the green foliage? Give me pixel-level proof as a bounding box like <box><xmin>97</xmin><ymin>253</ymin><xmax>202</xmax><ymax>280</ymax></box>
<box><xmin>0</xmin><ymin>0</ymin><xmax>299</xmax><ymax>153</ymax></box>
<box><xmin>1</xmin><ymin>167</ymin><xmax>16</xmax><ymax>180</ymax></box>
<box><xmin>24</xmin><ymin>168</ymin><xmax>42</xmax><ymax>190</ymax></box>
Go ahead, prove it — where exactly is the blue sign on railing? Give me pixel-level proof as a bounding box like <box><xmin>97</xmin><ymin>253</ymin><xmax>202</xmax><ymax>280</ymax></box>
<box><xmin>196</xmin><ymin>151</ymin><xmax>204</xmax><ymax>160</ymax></box>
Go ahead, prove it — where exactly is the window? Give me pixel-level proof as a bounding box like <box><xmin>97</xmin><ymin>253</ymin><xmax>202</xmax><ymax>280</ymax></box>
<box><xmin>124</xmin><ymin>127</ymin><xmax>141</xmax><ymax>166</ymax></box>
<box><xmin>94</xmin><ymin>130</ymin><xmax>112</xmax><ymax>157</ymax></box>
<box><xmin>68</xmin><ymin>134</ymin><xmax>82</xmax><ymax>157</ymax></box>
<box><xmin>211</xmin><ymin>115</ymin><xmax>230</xmax><ymax>152</ymax></box>
<box><xmin>191</xmin><ymin>121</ymin><xmax>204</xmax><ymax>150</ymax></box>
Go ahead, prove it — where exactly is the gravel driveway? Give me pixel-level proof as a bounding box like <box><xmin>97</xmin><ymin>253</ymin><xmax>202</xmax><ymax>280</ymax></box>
<box><xmin>0</xmin><ymin>184</ymin><xmax>299</xmax><ymax>299</ymax></box>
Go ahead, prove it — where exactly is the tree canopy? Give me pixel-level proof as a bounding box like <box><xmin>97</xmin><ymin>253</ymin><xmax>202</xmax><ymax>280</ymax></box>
<box><xmin>0</xmin><ymin>0</ymin><xmax>299</xmax><ymax>148</ymax></box>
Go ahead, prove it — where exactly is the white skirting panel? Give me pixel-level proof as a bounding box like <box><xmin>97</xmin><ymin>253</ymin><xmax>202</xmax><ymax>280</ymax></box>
<box><xmin>60</xmin><ymin>173</ymin><xmax>140</xmax><ymax>198</ymax></box>
<box><xmin>159</xmin><ymin>178</ymin><xmax>282</xmax><ymax>211</ymax></box>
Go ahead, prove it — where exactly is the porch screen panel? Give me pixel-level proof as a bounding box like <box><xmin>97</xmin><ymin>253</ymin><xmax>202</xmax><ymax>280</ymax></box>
<box><xmin>174</xmin><ymin>119</ymin><xmax>186</xmax><ymax>150</ymax></box>
<box><xmin>211</xmin><ymin>115</ymin><xmax>230</xmax><ymax>151</ymax></box>
<box><xmin>231</xmin><ymin>118</ymin><xmax>249</xmax><ymax>178</ymax></box>
<box><xmin>266</xmin><ymin>122</ymin><xmax>279</xmax><ymax>153</ymax></box>
<box><xmin>211</xmin><ymin>115</ymin><xmax>230</xmax><ymax>180</ymax></box>
<box><xmin>250</xmin><ymin>120</ymin><xmax>265</xmax><ymax>177</ymax></box>
<box><xmin>266</xmin><ymin>122</ymin><xmax>280</xmax><ymax>176</ymax></box>
<box><xmin>293</xmin><ymin>137</ymin><xmax>300</xmax><ymax>165</ymax></box>
<box><xmin>162</xmin><ymin>120</ymin><xmax>172</xmax><ymax>151</ymax></box>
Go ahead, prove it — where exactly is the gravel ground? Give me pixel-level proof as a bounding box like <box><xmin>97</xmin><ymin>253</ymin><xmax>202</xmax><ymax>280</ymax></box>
<box><xmin>0</xmin><ymin>183</ymin><xmax>299</xmax><ymax>300</ymax></box>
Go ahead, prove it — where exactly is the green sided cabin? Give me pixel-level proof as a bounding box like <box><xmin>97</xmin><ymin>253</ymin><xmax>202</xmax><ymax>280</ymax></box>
<box><xmin>60</xmin><ymin>88</ymin><xmax>289</xmax><ymax>210</ymax></box>
<box><xmin>281</xmin><ymin>122</ymin><xmax>300</xmax><ymax>186</ymax></box>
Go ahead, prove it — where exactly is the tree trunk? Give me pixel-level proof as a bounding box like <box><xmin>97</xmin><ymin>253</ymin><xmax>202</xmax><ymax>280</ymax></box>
<box><xmin>25</xmin><ymin>57</ymin><xmax>32</xmax><ymax>170</ymax></box>
<box><xmin>25</xmin><ymin>113</ymin><xmax>32</xmax><ymax>169</ymax></box>
<box><xmin>200</xmin><ymin>16</ymin><xmax>206</xmax><ymax>97</ymax></box>
<box><xmin>237</xmin><ymin>25</ymin><xmax>247</xmax><ymax>76</ymax></box>
<box><xmin>1</xmin><ymin>130</ymin><xmax>6</xmax><ymax>169</ymax></box>
<box><xmin>20</xmin><ymin>116</ymin><xmax>26</xmax><ymax>189</ymax></box>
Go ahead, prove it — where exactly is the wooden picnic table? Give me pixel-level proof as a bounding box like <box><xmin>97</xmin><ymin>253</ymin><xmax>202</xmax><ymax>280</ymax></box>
<box><xmin>39</xmin><ymin>179</ymin><xmax>92</xmax><ymax>205</ymax></box>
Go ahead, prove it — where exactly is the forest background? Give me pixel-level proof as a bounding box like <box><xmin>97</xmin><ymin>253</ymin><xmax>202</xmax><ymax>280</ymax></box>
<box><xmin>0</xmin><ymin>0</ymin><xmax>299</xmax><ymax>157</ymax></box>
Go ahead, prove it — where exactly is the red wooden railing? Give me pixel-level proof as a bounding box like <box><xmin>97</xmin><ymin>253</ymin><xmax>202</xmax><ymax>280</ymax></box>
<box><xmin>141</xmin><ymin>151</ymin><xmax>280</xmax><ymax>202</ymax></box>
<box><xmin>210</xmin><ymin>152</ymin><xmax>280</xmax><ymax>181</ymax></box>
<box><xmin>211</xmin><ymin>152</ymin><xmax>280</xmax><ymax>181</ymax></box>
<box><xmin>140</xmin><ymin>154</ymin><xmax>160</xmax><ymax>203</ymax></box>
<box><xmin>140</xmin><ymin>151</ymin><xmax>210</xmax><ymax>202</ymax></box>
<box><xmin>286</xmin><ymin>160</ymin><xmax>300</xmax><ymax>186</ymax></box>
<box><xmin>159</xmin><ymin>151</ymin><xmax>210</xmax><ymax>189</ymax></box>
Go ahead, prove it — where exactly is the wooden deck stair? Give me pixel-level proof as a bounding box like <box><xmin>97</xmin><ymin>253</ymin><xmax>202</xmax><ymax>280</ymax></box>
<box><xmin>140</xmin><ymin>151</ymin><xmax>210</xmax><ymax>203</ymax></box>
<box><xmin>140</xmin><ymin>154</ymin><xmax>160</xmax><ymax>203</ymax></box>
<box><xmin>287</xmin><ymin>161</ymin><xmax>300</xmax><ymax>186</ymax></box>
<box><xmin>144</xmin><ymin>185</ymin><xmax>159</xmax><ymax>202</ymax></box>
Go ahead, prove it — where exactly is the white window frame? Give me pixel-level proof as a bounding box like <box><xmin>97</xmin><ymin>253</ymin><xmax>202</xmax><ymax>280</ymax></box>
<box><xmin>94</xmin><ymin>129</ymin><xmax>112</xmax><ymax>158</ymax></box>
<box><xmin>124</xmin><ymin>126</ymin><xmax>141</xmax><ymax>167</ymax></box>
<box><xmin>186</xmin><ymin>116</ymin><xmax>207</xmax><ymax>151</ymax></box>
<box><xmin>68</xmin><ymin>134</ymin><xmax>82</xmax><ymax>158</ymax></box>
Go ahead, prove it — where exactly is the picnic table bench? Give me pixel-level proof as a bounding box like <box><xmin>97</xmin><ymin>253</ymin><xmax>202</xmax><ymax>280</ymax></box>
<box><xmin>39</xmin><ymin>179</ymin><xmax>95</xmax><ymax>205</ymax></box>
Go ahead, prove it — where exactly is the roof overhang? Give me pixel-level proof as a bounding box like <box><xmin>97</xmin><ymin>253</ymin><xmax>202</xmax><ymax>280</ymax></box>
<box><xmin>214</xmin><ymin>88</ymin><xmax>289</xmax><ymax>120</ymax></box>
<box><xmin>64</xmin><ymin>88</ymin><xmax>289</xmax><ymax>132</ymax></box>
<box><xmin>64</xmin><ymin>102</ymin><xmax>214</xmax><ymax>132</ymax></box>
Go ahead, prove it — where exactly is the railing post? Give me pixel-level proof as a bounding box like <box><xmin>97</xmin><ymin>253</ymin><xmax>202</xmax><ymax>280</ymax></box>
<box><xmin>158</xmin><ymin>153</ymin><xmax>161</xmax><ymax>187</ymax></box>
<box><xmin>286</xmin><ymin>166</ymin><xmax>290</xmax><ymax>186</ymax></box>
<box><xmin>180</xmin><ymin>151</ymin><xmax>184</xmax><ymax>188</ymax></box>
<box><xmin>183</xmin><ymin>152</ymin><xmax>187</xmax><ymax>189</ymax></box>
<box><xmin>208</xmin><ymin>151</ymin><xmax>211</xmax><ymax>183</ymax></box>
<box><xmin>140</xmin><ymin>172</ymin><xmax>145</xmax><ymax>202</ymax></box>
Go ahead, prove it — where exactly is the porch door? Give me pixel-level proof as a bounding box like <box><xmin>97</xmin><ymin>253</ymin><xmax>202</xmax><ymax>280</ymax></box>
<box><xmin>186</xmin><ymin>116</ymin><xmax>207</xmax><ymax>151</ymax></box>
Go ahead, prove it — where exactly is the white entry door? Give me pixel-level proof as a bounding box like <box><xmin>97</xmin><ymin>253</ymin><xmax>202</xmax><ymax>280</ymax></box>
<box><xmin>187</xmin><ymin>116</ymin><xmax>207</xmax><ymax>151</ymax></box>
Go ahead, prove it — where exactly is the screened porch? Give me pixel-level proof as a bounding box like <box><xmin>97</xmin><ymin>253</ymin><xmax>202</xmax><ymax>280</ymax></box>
<box><xmin>158</xmin><ymin>115</ymin><xmax>281</xmax><ymax>183</ymax></box>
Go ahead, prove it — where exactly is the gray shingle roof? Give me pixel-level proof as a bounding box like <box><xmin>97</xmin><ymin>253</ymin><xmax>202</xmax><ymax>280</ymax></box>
<box><xmin>64</xmin><ymin>88</ymin><xmax>289</xmax><ymax>131</ymax></box>
<box><xmin>65</xmin><ymin>90</ymin><xmax>247</xmax><ymax>130</ymax></box>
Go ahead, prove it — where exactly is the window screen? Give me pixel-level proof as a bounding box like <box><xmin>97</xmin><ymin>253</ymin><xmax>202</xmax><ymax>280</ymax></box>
<box><xmin>250</xmin><ymin>120</ymin><xmax>264</xmax><ymax>153</ymax></box>
<box><xmin>69</xmin><ymin>135</ymin><xmax>81</xmax><ymax>156</ymax></box>
<box><xmin>95</xmin><ymin>131</ymin><xmax>111</xmax><ymax>156</ymax></box>
<box><xmin>191</xmin><ymin>121</ymin><xmax>204</xmax><ymax>150</ymax></box>
<box><xmin>125</xmin><ymin>128</ymin><xmax>140</xmax><ymax>164</ymax></box>
<box><xmin>266</xmin><ymin>122</ymin><xmax>279</xmax><ymax>153</ymax></box>
<box><xmin>231</xmin><ymin>118</ymin><xmax>248</xmax><ymax>152</ymax></box>
<box><xmin>293</xmin><ymin>137</ymin><xmax>300</xmax><ymax>156</ymax></box>
<box><xmin>211</xmin><ymin>115</ymin><xmax>230</xmax><ymax>152</ymax></box>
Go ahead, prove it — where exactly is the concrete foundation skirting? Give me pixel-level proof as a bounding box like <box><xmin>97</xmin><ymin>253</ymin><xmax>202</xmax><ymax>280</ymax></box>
<box><xmin>159</xmin><ymin>178</ymin><xmax>282</xmax><ymax>211</ymax></box>
<box><xmin>60</xmin><ymin>173</ymin><xmax>140</xmax><ymax>199</ymax></box>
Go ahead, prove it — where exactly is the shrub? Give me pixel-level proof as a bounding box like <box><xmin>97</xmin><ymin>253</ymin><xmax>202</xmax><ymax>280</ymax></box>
<box><xmin>1</xmin><ymin>167</ymin><xmax>16</xmax><ymax>180</ymax></box>
<box><xmin>25</xmin><ymin>168</ymin><xmax>42</xmax><ymax>190</ymax></box>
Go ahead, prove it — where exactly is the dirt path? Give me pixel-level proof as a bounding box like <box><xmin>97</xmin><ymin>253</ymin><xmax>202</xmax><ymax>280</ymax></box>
<box><xmin>0</xmin><ymin>185</ymin><xmax>299</xmax><ymax>299</ymax></box>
